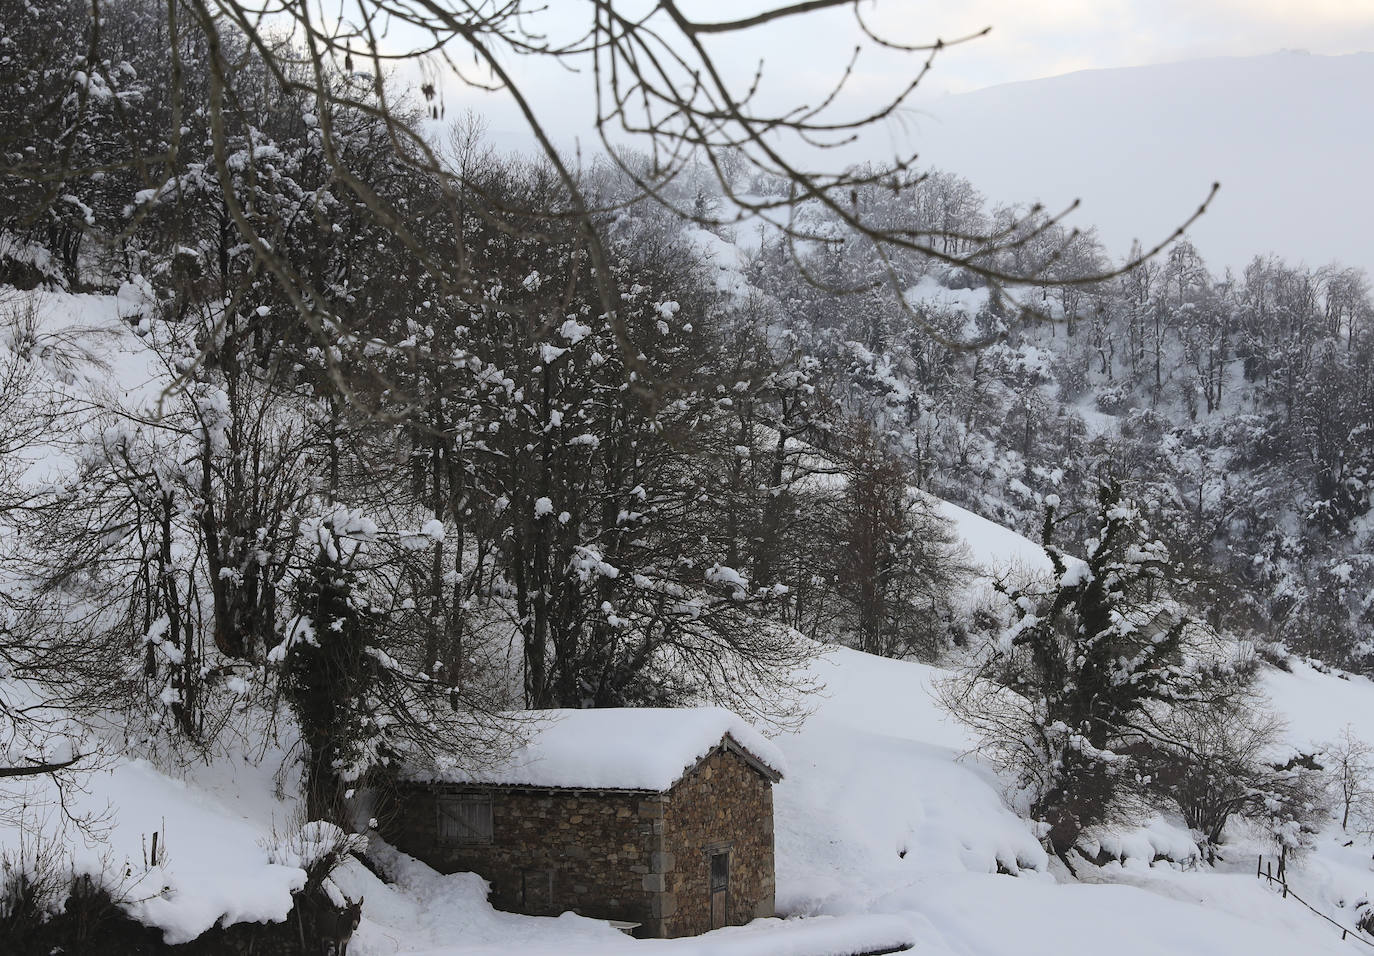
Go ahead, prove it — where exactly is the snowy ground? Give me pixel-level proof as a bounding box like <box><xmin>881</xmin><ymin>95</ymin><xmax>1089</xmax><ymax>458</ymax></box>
<box><xmin>19</xmin><ymin>638</ymin><xmax>1374</xmax><ymax>955</ymax></box>
<box><xmin>6</xmin><ymin>288</ymin><xmax>1374</xmax><ymax>954</ymax></box>
<box><xmin>772</xmin><ymin>644</ymin><xmax>1374</xmax><ymax>956</ymax></box>
<box><xmin>336</xmin><ymin>846</ymin><xmax>914</xmax><ymax>956</ymax></box>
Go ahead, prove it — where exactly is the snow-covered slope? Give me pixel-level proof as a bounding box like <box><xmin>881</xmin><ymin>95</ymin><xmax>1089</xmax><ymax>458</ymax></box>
<box><xmin>933</xmin><ymin>495</ymin><xmax>1056</xmax><ymax>579</ymax></box>
<box><xmin>767</xmin><ymin>514</ymin><xmax>1374</xmax><ymax>956</ymax></box>
<box><xmin>910</xmin><ymin>51</ymin><xmax>1374</xmax><ymax>274</ymax></box>
<box><xmin>8</xmin><ymin>287</ymin><xmax>1374</xmax><ymax>955</ymax></box>
<box><xmin>769</xmin><ymin>642</ymin><xmax>1374</xmax><ymax>956</ymax></box>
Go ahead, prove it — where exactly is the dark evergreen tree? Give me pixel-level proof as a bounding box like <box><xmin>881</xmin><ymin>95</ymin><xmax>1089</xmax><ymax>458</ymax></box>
<box><xmin>940</xmin><ymin>483</ymin><xmax>1221</xmax><ymax>856</ymax></box>
<box><xmin>281</xmin><ymin>544</ymin><xmax>382</xmax><ymax>822</ymax></box>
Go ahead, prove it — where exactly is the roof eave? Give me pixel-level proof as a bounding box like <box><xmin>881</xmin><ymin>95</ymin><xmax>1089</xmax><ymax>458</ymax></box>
<box><xmin>719</xmin><ymin>734</ymin><xmax>784</xmax><ymax>784</ymax></box>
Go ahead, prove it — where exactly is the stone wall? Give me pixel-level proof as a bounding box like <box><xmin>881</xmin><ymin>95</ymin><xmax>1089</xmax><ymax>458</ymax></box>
<box><xmin>660</xmin><ymin>746</ymin><xmax>776</xmax><ymax>938</ymax></box>
<box><xmin>384</xmin><ymin>743</ymin><xmax>776</xmax><ymax>940</ymax></box>
<box><xmin>383</xmin><ymin>784</ymin><xmax>665</xmax><ymax>930</ymax></box>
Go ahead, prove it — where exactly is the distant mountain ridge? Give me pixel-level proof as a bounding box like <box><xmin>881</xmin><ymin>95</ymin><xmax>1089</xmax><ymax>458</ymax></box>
<box><xmin>909</xmin><ymin>51</ymin><xmax>1374</xmax><ymax>274</ymax></box>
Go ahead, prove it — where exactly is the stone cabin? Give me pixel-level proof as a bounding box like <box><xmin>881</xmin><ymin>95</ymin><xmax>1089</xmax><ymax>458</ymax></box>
<box><xmin>382</xmin><ymin>707</ymin><xmax>785</xmax><ymax>938</ymax></box>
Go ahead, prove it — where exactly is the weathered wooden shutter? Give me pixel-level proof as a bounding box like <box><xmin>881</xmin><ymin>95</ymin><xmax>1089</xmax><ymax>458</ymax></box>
<box><xmin>437</xmin><ymin>794</ymin><xmax>492</xmax><ymax>845</ymax></box>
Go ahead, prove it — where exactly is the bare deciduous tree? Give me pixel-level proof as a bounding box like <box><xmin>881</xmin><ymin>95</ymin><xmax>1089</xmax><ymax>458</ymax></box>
<box><xmin>1325</xmin><ymin>724</ymin><xmax>1374</xmax><ymax>834</ymax></box>
<box><xmin>2</xmin><ymin>0</ymin><xmax>1218</xmax><ymax>406</ymax></box>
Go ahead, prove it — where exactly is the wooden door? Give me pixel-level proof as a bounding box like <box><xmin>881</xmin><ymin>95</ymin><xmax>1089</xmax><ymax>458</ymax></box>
<box><xmin>709</xmin><ymin>851</ymin><xmax>729</xmax><ymax>929</ymax></box>
<box><xmin>521</xmin><ymin>869</ymin><xmax>553</xmax><ymax>914</ymax></box>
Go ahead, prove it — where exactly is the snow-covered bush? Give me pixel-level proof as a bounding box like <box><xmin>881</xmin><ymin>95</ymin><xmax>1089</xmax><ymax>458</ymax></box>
<box><xmin>1095</xmin><ymin>385</ymin><xmax>1130</xmax><ymax>415</ymax></box>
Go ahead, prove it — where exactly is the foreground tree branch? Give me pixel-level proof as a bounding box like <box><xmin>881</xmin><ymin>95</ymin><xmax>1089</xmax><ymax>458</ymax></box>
<box><xmin>2</xmin><ymin>0</ymin><xmax>1217</xmax><ymax>408</ymax></box>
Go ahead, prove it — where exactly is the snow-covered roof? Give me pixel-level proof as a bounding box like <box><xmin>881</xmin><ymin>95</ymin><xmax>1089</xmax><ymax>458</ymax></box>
<box><xmin>406</xmin><ymin>707</ymin><xmax>786</xmax><ymax>792</ymax></box>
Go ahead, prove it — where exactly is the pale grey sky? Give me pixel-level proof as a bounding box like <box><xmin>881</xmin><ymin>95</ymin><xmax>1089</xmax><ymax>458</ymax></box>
<box><xmin>426</xmin><ymin>1</ymin><xmax>1374</xmax><ymax>157</ymax></box>
<box><xmin>863</xmin><ymin>0</ymin><xmax>1374</xmax><ymax>92</ymax></box>
<box><xmin>402</xmin><ymin>1</ymin><xmax>1374</xmax><ymax>271</ymax></box>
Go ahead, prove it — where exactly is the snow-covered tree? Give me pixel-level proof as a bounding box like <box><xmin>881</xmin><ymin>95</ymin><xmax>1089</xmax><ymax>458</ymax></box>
<box><xmin>940</xmin><ymin>483</ymin><xmax>1232</xmax><ymax>856</ymax></box>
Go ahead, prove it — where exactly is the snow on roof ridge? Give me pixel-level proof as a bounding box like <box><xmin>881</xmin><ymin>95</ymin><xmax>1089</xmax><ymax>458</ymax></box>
<box><xmin>407</xmin><ymin>705</ymin><xmax>786</xmax><ymax>792</ymax></box>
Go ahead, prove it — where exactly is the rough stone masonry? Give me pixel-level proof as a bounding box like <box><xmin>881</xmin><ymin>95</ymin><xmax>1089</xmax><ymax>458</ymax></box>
<box><xmin>383</xmin><ymin>738</ymin><xmax>777</xmax><ymax>938</ymax></box>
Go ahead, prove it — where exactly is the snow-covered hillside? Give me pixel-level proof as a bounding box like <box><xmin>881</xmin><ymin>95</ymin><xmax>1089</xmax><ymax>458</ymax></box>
<box><xmin>6</xmin><ymin>4</ymin><xmax>1374</xmax><ymax>949</ymax></box>
<box><xmin>910</xmin><ymin>51</ymin><xmax>1374</xmax><ymax>274</ymax></box>
<box><xmin>762</xmin><ymin>500</ymin><xmax>1374</xmax><ymax>956</ymax></box>
<box><xmin>8</xmin><ymin>376</ymin><xmax>1374</xmax><ymax>955</ymax></box>
<box><xmin>774</xmin><ymin>646</ymin><xmax>1374</xmax><ymax>956</ymax></box>
<box><xmin>7</xmin><ymin>57</ymin><xmax>1374</xmax><ymax>950</ymax></box>
<box><xmin>22</xmin><ymin>642</ymin><xmax>1374</xmax><ymax>955</ymax></box>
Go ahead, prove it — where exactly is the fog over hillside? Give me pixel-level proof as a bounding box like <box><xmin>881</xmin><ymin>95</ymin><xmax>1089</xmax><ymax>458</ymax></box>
<box><xmin>910</xmin><ymin>51</ymin><xmax>1374</xmax><ymax>273</ymax></box>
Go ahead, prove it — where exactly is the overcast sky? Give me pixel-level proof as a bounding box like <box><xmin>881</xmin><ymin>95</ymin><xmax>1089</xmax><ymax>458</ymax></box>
<box><xmin>431</xmin><ymin>0</ymin><xmax>1374</xmax><ymax>147</ymax></box>
<box><xmin>865</xmin><ymin>0</ymin><xmax>1374</xmax><ymax>91</ymax></box>
<box><xmin>408</xmin><ymin>1</ymin><xmax>1374</xmax><ymax>270</ymax></box>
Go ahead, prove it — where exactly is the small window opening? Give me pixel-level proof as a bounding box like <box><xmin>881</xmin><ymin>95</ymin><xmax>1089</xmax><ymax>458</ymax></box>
<box><xmin>521</xmin><ymin>869</ymin><xmax>553</xmax><ymax>912</ymax></box>
<box><xmin>437</xmin><ymin>793</ymin><xmax>492</xmax><ymax>845</ymax></box>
